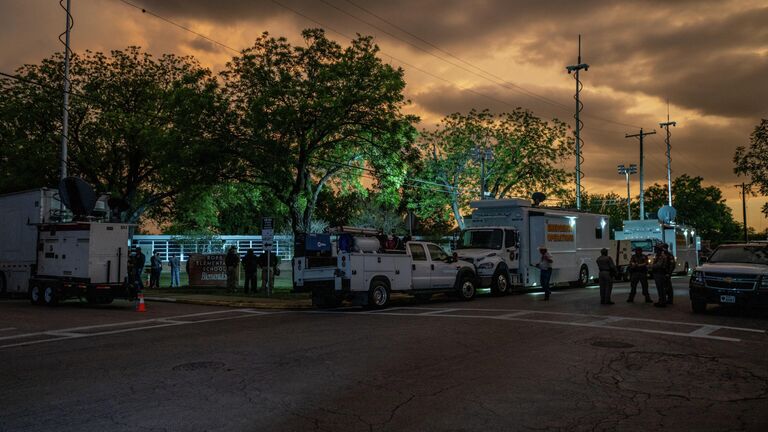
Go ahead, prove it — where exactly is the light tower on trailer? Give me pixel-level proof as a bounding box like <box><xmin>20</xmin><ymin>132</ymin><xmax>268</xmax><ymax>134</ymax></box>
<box><xmin>659</xmin><ymin>110</ymin><xmax>677</xmax><ymax>207</ymax></box>
<box><xmin>566</xmin><ymin>35</ymin><xmax>589</xmax><ymax>210</ymax></box>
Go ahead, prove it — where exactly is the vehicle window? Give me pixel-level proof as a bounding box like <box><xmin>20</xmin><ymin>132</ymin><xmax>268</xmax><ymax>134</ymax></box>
<box><xmin>410</xmin><ymin>244</ymin><xmax>427</xmax><ymax>261</ymax></box>
<box><xmin>631</xmin><ymin>240</ymin><xmax>654</xmax><ymax>252</ymax></box>
<box><xmin>504</xmin><ymin>230</ymin><xmax>517</xmax><ymax>248</ymax></box>
<box><xmin>457</xmin><ymin>229</ymin><xmax>503</xmax><ymax>249</ymax></box>
<box><xmin>708</xmin><ymin>245</ymin><xmax>768</xmax><ymax>264</ymax></box>
<box><xmin>595</xmin><ymin>227</ymin><xmax>603</xmax><ymax>239</ymax></box>
<box><xmin>427</xmin><ymin>244</ymin><xmax>448</xmax><ymax>261</ymax></box>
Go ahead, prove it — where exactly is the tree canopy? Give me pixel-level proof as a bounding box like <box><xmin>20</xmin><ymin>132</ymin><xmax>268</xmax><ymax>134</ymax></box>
<box><xmin>734</xmin><ymin>118</ymin><xmax>768</xmax><ymax>215</ymax></box>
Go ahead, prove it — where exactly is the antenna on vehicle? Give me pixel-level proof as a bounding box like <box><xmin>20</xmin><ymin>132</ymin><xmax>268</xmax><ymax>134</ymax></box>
<box><xmin>58</xmin><ymin>177</ymin><xmax>98</xmax><ymax>220</ymax></box>
<box><xmin>531</xmin><ymin>192</ymin><xmax>547</xmax><ymax>207</ymax></box>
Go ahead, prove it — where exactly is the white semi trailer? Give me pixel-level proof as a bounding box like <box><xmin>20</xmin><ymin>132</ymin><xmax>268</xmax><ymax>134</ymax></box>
<box><xmin>0</xmin><ymin>187</ymin><xmax>134</xmax><ymax>304</ymax></box>
<box><xmin>455</xmin><ymin>199</ymin><xmax>611</xmax><ymax>292</ymax></box>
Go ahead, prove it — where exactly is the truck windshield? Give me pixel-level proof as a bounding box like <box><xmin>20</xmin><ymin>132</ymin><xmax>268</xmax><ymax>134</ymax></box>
<box><xmin>708</xmin><ymin>245</ymin><xmax>768</xmax><ymax>264</ymax></box>
<box><xmin>457</xmin><ymin>229</ymin><xmax>503</xmax><ymax>249</ymax></box>
<box><xmin>631</xmin><ymin>240</ymin><xmax>655</xmax><ymax>252</ymax></box>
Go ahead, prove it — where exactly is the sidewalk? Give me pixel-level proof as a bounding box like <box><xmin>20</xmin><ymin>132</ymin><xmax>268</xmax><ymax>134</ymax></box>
<box><xmin>142</xmin><ymin>288</ymin><xmax>313</xmax><ymax>309</ymax></box>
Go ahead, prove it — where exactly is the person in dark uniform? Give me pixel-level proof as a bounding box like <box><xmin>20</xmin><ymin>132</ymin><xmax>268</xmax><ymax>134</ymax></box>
<box><xmin>132</xmin><ymin>247</ymin><xmax>146</xmax><ymax>291</ymax></box>
<box><xmin>149</xmin><ymin>251</ymin><xmax>162</xmax><ymax>289</ymax></box>
<box><xmin>663</xmin><ymin>243</ymin><xmax>676</xmax><ymax>304</ymax></box>
<box><xmin>258</xmin><ymin>250</ymin><xmax>280</xmax><ymax>293</ymax></box>
<box><xmin>596</xmin><ymin>248</ymin><xmax>617</xmax><ymax>305</ymax></box>
<box><xmin>651</xmin><ymin>246</ymin><xmax>668</xmax><ymax>307</ymax></box>
<box><xmin>241</xmin><ymin>249</ymin><xmax>259</xmax><ymax>294</ymax></box>
<box><xmin>627</xmin><ymin>247</ymin><xmax>652</xmax><ymax>303</ymax></box>
<box><xmin>536</xmin><ymin>247</ymin><xmax>553</xmax><ymax>300</ymax></box>
<box><xmin>225</xmin><ymin>246</ymin><xmax>240</xmax><ymax>293</ymax></box>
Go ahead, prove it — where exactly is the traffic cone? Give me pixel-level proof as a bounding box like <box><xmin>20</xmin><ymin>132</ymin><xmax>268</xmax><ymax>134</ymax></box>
<box><xmin>136</xmin><ymin>292</ymin><xmax>147</xmax><ymax>312</ymax></box>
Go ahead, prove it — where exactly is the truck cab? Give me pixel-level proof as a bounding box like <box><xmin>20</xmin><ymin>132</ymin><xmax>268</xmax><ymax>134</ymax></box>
<box><xmin>454</xmin><ymin>227</ymin><xmax>519</xmax><ymax>295</ymax></box>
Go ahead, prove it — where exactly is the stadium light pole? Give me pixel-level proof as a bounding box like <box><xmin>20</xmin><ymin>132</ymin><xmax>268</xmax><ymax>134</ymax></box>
<box><xmin>618</xmin><ymin>164</ymin><xmax>637</xmax><ymax>221</ymax></box>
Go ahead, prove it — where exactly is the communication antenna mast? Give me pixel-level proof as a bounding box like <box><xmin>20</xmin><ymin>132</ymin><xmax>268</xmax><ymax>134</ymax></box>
<box><xmin>59</xmin><ymin>0</ymin><xmax>73</xmax><ymax>181</ymax></box>
<box><xmin>566</xmin><ymin>35</ymin><xmax>589</xmax><ymax>210</ymax></box>
<box><xmin>659</xmin><ymin>101</ymin><xmax>677</xmax><ymax>207</ymax></box>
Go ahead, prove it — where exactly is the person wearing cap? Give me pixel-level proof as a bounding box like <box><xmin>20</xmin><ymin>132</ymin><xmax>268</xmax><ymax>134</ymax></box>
<box><xmin>536</xmin><ymin>246</ymin><xmax>553</xmax><ymax>300</ymax></box>
<box><xmin>225</xmin><ymin>246</ymin><xmax>240</xmax><ymax>293</ymax></box>
<box><xmin>596</xmin><ymin>248</ymin><xmax>617</xmax><ymax>305</ymax></box>
<box><xmin>628</xmin><ymin>247</ymin><xmax>652</xmax><ymax>303</ymax></box>
<box><xmin>651</xmin><ymin>245</ymin><xmax>669</xmax><ymax>307</ymax></box>
<box><xmin>662</xmin><ymin>243</ymin><xmax>676</xmax><ymax>304</ymax></box>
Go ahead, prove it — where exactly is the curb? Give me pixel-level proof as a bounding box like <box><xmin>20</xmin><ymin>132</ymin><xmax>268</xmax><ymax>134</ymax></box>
<box><xmin>144</xmin><ymin>296</ymin><xmax>314</xmax><ymax>310</ymax></box>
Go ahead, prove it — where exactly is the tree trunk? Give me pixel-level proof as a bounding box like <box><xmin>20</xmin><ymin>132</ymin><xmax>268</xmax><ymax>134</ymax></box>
<box><xmin>451</xmin><ymin>192</ymin><xmax>465</xmax><ymax>230</ymax></box>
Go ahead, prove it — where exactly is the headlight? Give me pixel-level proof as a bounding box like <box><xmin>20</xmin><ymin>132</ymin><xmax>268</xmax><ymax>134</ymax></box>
<box><xmin>692</xmin><ymin>270</ymin><xmax>704</xmax><ymax>284</ymax></box>
<box><xmin>478</xmin><ymin>262</ymin><xmax>494</xmax><ymax>270</ymax></box>
<box><xmin>760</xmin><ymin>275</ymin><xmax>768</xmax><ymax>291</ymax></box>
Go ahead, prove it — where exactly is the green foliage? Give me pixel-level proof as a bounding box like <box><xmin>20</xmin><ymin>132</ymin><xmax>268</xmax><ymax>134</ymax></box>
<box><xmin>734</xmin><ymin>118</ymin><xmax>768</xmax><ymax>215</ymax></box>
<box><xmin>221</xmin><ymin>29</ymin><xmax>417</xmax><ymax>235</ymax></box>
<box><xmin>349</xmin><ymin>197</ymin><xmax>405</xmax><ymax>235</ymax></box>
<box><xmin>0</xmin><ymin>47</ymin><xmax>229</xmax><ymax>223</ymax></box>
<box><xmin>416</xmin><ymin>108</ymin><xmax>573</xmax><ymax>228</ymax></box>
<box><xmin>560</xmin><ymin>191</ymin><xmax>627</xmax><ymax>238</ymax></box>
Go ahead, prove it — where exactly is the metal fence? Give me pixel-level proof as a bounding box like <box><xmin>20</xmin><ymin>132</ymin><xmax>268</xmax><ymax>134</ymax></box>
<box><xmin>132</xmin><ymin>235</ymin><xmax>294</xmax><ymax>262</ymax></box>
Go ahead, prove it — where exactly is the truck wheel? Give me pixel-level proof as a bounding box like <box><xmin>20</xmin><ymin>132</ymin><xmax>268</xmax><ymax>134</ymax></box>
<box><xmin>43</xmin><ymin>285</ymin><xmax>59</xmax><ymax>306</ymax></box>
<box><xmin>457</xmin><ymin>276</ymin><xmax>476</xmax><ymax>301</ymax></box>
<box><xmin>577</xmin><ymin>265</ymin><xmax>589</xmax><ymax>287</ymax></box>
<box><xmin>29</xmin><ymin>285</ymin><xmax>43</xmax><ymax>305</ymax></box>
<box><xmin>491</xmin><ymin>270</ymin><xmax>510</xmax><ymax>296</ymax></box>
<box><xmin>691</xmin><ymin>300</ymin><xmax>707</xmax><ymax>314</ymax></box>
<box><xmin>367</xmin><ymin>279</ymin><xmax>390</xmax><ymax>309</ymax></box>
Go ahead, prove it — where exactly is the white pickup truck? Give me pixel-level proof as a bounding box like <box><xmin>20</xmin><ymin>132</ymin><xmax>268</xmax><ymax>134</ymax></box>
<box><xmin>293</xmin><ymin>236</ymin><xmax>478</xmax><ymax>308</ymax></box>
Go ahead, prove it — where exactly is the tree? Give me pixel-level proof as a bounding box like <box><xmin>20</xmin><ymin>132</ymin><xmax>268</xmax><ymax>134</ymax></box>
<box><xmin>221</xmin><ymin>29</ymin><xmax>417</xmax><ymax>235</ymax></box>
<box><xmin>560</xmin><ymin>191</ymin><xmax>627</xmax><ymax>238</ymax></box>
<box><xmin>642</xmin><ymin>175</ymin><xmax>741</xmax><ymax>244</ymax></box>
<box><xmin>734</xmin><ymin>118</ymin><xmax>768</xmax><ymax>215</ymax></box>
<box><xmin>417</xmin><ymin>108</ymin><xmax>574</xmax><ymax>229</ymax></box>
<box><xmin>0</xmin><ymin>47</ymin><xmax>229</xmax><ymax>223</ymax></box>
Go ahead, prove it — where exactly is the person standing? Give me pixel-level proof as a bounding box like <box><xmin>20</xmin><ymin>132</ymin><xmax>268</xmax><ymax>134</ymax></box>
<box><xmin>242</xmin><ymin>249</ymin><xmax>259</xmax><ymax>295</ymax></box>
<box><xmin>663</xmin><ymin>244</ymin><xmax>676</xmax><ymax>305</ymax></box>
<box><xmin>651</xmin><ymin>246</ymin><xmax>669</xmax><ymax>307</ymax></box>
<box><xmin>149</xmin><ymin>251</ymin><xmax>162</xmax><ymax>289</ymax></box>
<box><xmin>225</xmin><ymin>246</ymin><xmax>240</xmax><ymax>293</ymax></box>
<box><xmin>537</xmin><ymin>246</ymin><xmax>553</xmax><ymax>300</ymax></box>
<box><xmin>596</xmin><ymin>248</ymin><xmax>617</xmax><ymax>305</ymax></box>
<box><xmin>259</xmin><ymin>250</ymin><xmax>280</xmax><ymax>294</ymax></box>
<box><xmin>169</xmin><ymin>254</ymin><xmax>181</xmax><ymax>288</ymax></box>
<box><xmin>627</xmin><ymin>247</ymin><xmax>652</xmax><ymax>303</ymax></box>
<box><xmin>133</xmin><ymin>247</ymin><xmax>146</xmax><ymax>292</ymax></box>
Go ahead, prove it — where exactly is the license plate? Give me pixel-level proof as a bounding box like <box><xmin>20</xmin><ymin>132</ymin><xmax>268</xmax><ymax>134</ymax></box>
<box><xmin>720</xmin><ymin>295</ymin><xmax>736</xmax><ymax>304</ymax></box>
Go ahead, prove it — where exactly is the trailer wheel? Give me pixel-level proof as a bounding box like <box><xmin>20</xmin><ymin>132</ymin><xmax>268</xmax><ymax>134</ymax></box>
<box><xmin>367</xmin><ymin>279</ymin><xmax>390</xmax><ymax>309</ymax></box>
<box><xmin>29</xmin><ymin>284</ymin><xmax>43</xmax><ymax>305</ymax></box>
<box><xmin>43</xmin><ymin>285</ymin><xmax>59</xmax><ymax>306</ymax></box>
<box><xmin>456</xmin><ymin>275</ymin><xmax>476</xmax><ymax>301</ymax></box>
<box><xmin>491</xmin><ymin>270</ymin><xmax>510</xmax><ymax>296</ymax></box>
<box><xmin>577</xmin><ymin>265</ymin><xmax>589</xmax><ymax>287</ymax></box>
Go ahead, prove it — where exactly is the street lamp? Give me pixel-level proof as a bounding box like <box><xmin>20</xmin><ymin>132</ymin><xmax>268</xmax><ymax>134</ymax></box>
<box><xmin>618</xmin><ymin>164</ymin><xmax>637</xmax><ymax>220</ymax></box>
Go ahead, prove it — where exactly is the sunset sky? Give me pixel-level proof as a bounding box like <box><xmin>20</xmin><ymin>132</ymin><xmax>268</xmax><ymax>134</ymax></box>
<box><xmin>2</xmin><ymin>0</ymin><xmax>767</xmax><ymax>229</ymax></box>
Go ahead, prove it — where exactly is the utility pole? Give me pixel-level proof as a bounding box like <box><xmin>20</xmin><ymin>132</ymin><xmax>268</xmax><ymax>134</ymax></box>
<box><xmin>659</xmin><ymin>103</ymin><xmax>677</xmax><ymax>207</ymax></box>
<box><xmin>617</xmin><ymin>164</ymin><xmax>637</xmax><ymax>220</ymax></box>
<box><xmin>566</xmin><ymin>35</ymin><xmax>589</xmax><ymax>210</ymax></box>
<box><xmin>60</xmin><ymin>0</ymin><xmax>73</xmax><ymax>181</ymax></box>
<box><xmin>736</xmin><ymin>183</ymin><xmax>748</xmax><ymax>242</ymax></box>
<box><xmin>471</xmin><ymin>146</ymin><xmax>493</xmax><ymax>200</ymax></box>
<box><xmin>625</xmin><ymin>129</ymin><xmax>656</xmax><ymax>220</ymax></box>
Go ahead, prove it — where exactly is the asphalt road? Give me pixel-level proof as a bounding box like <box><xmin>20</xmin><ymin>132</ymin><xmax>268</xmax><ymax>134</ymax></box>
<box><xmin>1</xmin><ymin>278</ymin><xmax>767</xmax><ymax>432</ymax></box>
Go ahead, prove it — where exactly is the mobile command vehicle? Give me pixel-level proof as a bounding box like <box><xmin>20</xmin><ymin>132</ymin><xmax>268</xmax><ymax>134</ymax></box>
<box><xmin>292</xmin><ymin>228</ymin><xmax>478</xmax><ymax>308</ymax></box>
<box><xmin>614</xmin><ymin>219</ymin><xmax>699</xmax><ymax>275</ymax></box>
<box><xmin>454</xmin><ymin>199</ymin><xmax>610</xmax><ymax>292</ymax></box>
<box><xmin>0</xmin><ymin>183</ymin><xmax>135</xmax><ymax>305</ymax></box>
<box><xmin>689</xmin><ymin>242</ymin><xmax>768</xmax><ymax>313</ymax></box>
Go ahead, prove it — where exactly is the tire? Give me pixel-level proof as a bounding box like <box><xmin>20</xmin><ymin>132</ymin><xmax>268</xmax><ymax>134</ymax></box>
<box><xmin>29</xmin><ymin>284</ymin><xmax>43</xmax><ymax>305</ymax></box>
<box><xmin>577</xmin><ymin>265</ymin><xmax>589</xmax><ymax>287</ymax></box>
<box><xmin>414</xmin><ymin>293</ymin><xmax>432</xmax><ymax>303</ymax></box>
<box><xmin>0</xmin><ymin>272</ymin><xmax>7</xmax><ymax>295</ymax></box>
<box><xmin>691</xmin><ymin>300</ymin><xmax>707</xmax><ymax>314</ymax></box>
<box><xmin>683</xmin><ymin>263</ymin><xmax>690</xmax><ymax>276</ymax></box>
<box><xmin>491</xmin><ymin>269</ymin><xmax>510</xmax><ymax>296</ymax></box>
<box><xmin>456</xmin><ymin>275</ymin><xmax>476</xmax><ymax>301</ymax></box>
<box><xmin>43</xmin><ymin>285</ymin><xmax>59</xmax><ymax>306</ymax></box>
<box><xmin>367</xmin><ymin>279</ymin><xmax>390</xmax><ymax>309</ymax></box>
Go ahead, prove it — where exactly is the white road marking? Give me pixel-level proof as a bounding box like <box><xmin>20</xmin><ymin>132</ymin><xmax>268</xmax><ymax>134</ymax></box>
<box><xmin>320</xmin><ymin>307</ymin><xmax>766</xmax><ymax>343</ymax></box>
<box><xmin>0</xmin><ymin>309</ymin><xmax>281</xmax><ymax>349</ymax></box>
<box><xmin>0</xmin><ymin>327</ymin><xmax>16</xmax><ymax>332</ymax></box>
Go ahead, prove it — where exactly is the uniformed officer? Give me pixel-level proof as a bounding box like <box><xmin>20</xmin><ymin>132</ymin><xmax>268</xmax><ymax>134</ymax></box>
<box><xmin>651</xmin><ymin>246</ymin><xmax>668</xmax><ymax>307</ymax></box>
<box><xmin>596</xmin><ymin>248</ymin><xmax>617</xmax><ymax>305</ymax></box>
<box><xmin>663</xmin><ymin>244</ymin><xmax>676</xmax><ymax>304</ymax></box>
<box><xmin>627</xmin><ymin>247</ymin><xmax>652</xmax><ymax>303</ymax></box>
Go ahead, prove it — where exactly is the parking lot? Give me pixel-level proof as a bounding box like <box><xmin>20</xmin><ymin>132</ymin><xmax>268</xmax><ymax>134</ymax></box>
<box><xmin>1</xmin><ymin>278</ymin><xmax>767</xmax><ymax>431</ymax></box>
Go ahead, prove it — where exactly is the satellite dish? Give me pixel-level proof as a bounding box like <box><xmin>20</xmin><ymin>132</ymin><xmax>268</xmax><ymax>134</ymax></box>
<box><xmin>58</xmin><ymin>177</ymin><xmax>98</xmax><ymax>219</ymax></box>
<box><xmin>657</xmin><ymin>205</ymin><xmax>677</xmax><ymax>224</ymax></box>
<box><xmin>531</xmin><ymin>192</ymin><xmax>547</xmax><ymax>206</ymax></box>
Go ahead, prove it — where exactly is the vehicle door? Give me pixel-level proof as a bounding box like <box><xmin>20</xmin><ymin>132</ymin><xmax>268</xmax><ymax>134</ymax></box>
<box><xmin>426</xmin><ymin>243</ymin><xmax>456</xmax><ymax>289</ymax></box>
<box><xmin>408</xmin><ymin>243</ymin><xmax>431</xmax><ymax>290</ymax></box>
<box><xmin>504</xmin><ymin>229</ymin><xmax>519</xmax><ymax>266</ymax></box>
